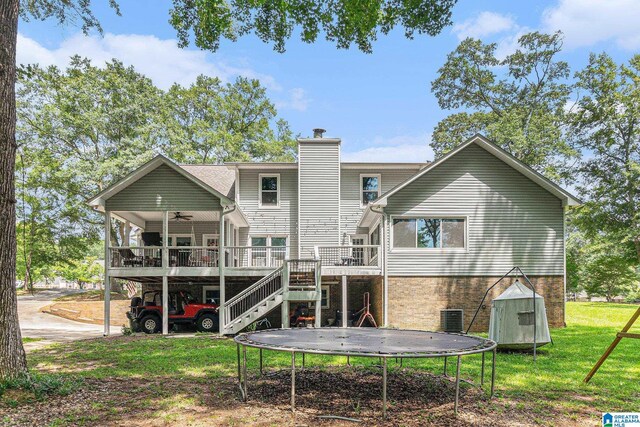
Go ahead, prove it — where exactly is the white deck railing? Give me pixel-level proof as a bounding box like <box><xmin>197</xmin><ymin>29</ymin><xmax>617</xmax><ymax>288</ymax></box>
<box><xmin>314</xmin><ymin>245</ymin><xmax>381</xmax><ymax>268</ymax></box>
<box><xmin>108</xmin><ymin>246</ymin><xmax>220</xmax><ymax>268</ymax></box>
<box><xmin>224</xmin><ymin>246</ymin><xmax>289</xmax><ymax>268</ymax></box>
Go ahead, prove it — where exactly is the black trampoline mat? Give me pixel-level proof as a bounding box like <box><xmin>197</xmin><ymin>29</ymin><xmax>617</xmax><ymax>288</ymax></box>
<box><xmin>234</xmin><ymin>328</ymin><xmax>496</xmax><ymax>358</ymax></box>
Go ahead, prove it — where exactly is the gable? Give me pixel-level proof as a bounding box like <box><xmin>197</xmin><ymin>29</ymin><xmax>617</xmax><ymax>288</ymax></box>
<box><xmin>106</xmin><ymin>164</ymin><xmax>222</xmax><ymax>211</ymax></box>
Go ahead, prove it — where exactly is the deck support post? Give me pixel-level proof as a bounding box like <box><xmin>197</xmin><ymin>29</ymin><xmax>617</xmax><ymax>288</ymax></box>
<box><xmin>103</xmin><ymin>211</ymin><xmax>111</xmax><ymax>336</ymax></box>
<box><xmin>454</xmin><ymin>356</ymin><xmax>461</xmax><ymax>415</ymax></box>
<box><xmin>219</xmin><ymin>209</ymin><xmax>226</xmax><ymax>334</ymax></box>
<box><xmin>162</xmin><ymin>275</ymin><xmax>168</xmax><ymax>335</ymax></box>
<box><xmin>314</xmin><ymin>259</ymin><xmax>321</xmax><ymax>327</ymax></box>
<box><xmin>341</xmin><ymin>275</ymin><xmax>347</xmax><ymax>327</ymax></box>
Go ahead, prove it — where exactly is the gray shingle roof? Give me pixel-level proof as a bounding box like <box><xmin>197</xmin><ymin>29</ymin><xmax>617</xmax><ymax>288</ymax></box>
<box><xmin>180</xmin><ymin>164</ymin><xmax>236</xmax><ymax>200</ymax></box>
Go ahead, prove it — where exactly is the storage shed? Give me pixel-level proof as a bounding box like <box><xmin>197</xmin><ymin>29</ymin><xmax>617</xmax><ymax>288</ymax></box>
<box><xmin>488</xmin><ymin>280</ymin><xmax>551</xmax><ymax>349</ymax></box>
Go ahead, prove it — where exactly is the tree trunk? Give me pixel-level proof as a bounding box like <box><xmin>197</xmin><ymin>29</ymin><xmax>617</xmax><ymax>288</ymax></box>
<box><xmin>0</xmin><ymin>0</ymin><xmax>28</xmax><ymax>380</ymax></box>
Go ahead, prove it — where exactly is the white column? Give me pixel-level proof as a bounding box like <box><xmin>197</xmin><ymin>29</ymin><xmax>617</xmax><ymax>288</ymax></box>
<box><xmin>341</xmin><ymin>275</ymin><xmax>347</xmax><ymax>328</ymax></box>
<box><xmin>162</xmin><ymin>275</ymin><xmax>169</xmax><ymax>335</ymax></box>
<box><xmin>104</xmin><ymin>212</ymin><xmax>111</xmax><ymax>336</ymax></box>
<box><xmin>162</xmin><ymin>211</ymin><xmax>169</xmax><ymax>268</ymax></box>
<box><xmin>218</xmin><ymin>210</ymin><xmax>226</xmax><ymax>334</ymax></box>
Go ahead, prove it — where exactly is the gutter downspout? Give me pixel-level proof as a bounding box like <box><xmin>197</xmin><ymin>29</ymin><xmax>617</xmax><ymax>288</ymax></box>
<box><xmin>370</xmin><ymin>205</ymin><xmax>388</xmax><ymax>327</ymax></box>
<box><xmin>219</xmin><ymin>204</ymin><xmax>237</xmax><ymax>334</ymax></box>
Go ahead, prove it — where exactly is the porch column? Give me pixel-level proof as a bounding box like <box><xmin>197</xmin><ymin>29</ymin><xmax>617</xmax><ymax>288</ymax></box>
<box><xmin>124</xmin><ymin>221</ymin><xmax>131</xmax><ymax>246</ymax></box>
<box><xmin>103</xmin><ymin>211</ymin><xmax>111</xmax><ymax>336</ymax></box>
<box><xmin>341</xmin><ymin>275</ymin><xmax>347</xmax><ymax>328</ymax></box>
<box><xmin>162</xmin><ymin>211</ymin><xmax>169</xmax><ymax>268</ymax></box>
<box><xmin>162</xmin><ymin>275</ymin><xmax>169</xmax><ymax>335</ymax></box>
<box><xmin>218</xmin><ymin>210</ymin><xmax>226</xmax><ymax>334</ymax></box>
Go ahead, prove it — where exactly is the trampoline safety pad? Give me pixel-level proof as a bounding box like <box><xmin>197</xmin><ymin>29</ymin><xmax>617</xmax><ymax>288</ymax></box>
<box><xmin>234</xmin><ymin>328</ymin><xmax>497</xmax><ymax>419</ymax></box>
<box><xmin>235</xmin><ymin>328</ymin><xmax>495</xmax><ymax>358</ymax></box>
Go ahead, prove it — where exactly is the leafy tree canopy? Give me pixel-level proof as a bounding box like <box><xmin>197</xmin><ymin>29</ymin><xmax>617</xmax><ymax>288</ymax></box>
<box><xmin>19</xmin><ymin>0</ymin><xmax>120</xmax><ymax>33</ymax></box>
<box><xmin>431</xmin><ymin>31</ymin><xmax>577</xmax><ymax>182</ymax></box>
<box><xmin>169</xmin><ymin>0</ymin><xmax>457</xmax><ymax>53</ymax></box>
<box><xmin>569</xmin><ymin>53</ymin><xmax>640</xmax><ymax>264</ymax></box>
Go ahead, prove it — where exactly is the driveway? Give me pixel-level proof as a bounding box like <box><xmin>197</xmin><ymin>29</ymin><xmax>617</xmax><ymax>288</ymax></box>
<box><xmin>18</xmin><ymin>289</ymin><xmax>110</xmax><ymax>351</ymax></box>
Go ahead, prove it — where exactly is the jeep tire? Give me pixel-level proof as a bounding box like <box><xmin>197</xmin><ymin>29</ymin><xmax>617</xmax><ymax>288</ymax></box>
<box><xmin>140</xmin><ymin>314</ymin><xmax>161</xmax><ymax>334</ymax></box>
<box><xmin>196</xmin><ymin>314</ymin><xmax>218</xmax><ymax>333</ymax></box>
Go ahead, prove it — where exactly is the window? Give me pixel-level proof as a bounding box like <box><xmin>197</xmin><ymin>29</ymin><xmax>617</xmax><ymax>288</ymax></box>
<box><xmin>321</xmin><ymin>285</ymin><xmax>330</xmax><ymax>309</ymax></box>
<box><xmin>361</xmin><ymin>174</ymin><xmax>381</xmax><ymax>206</ymax></box>
<box><xmin>259</xmin><ymin>174</ymin><xmax>280</xmax><ymax>208</ymax></box>
<box><xmin>392</xmin><ymin>218</ymin><xmax>465</xmax><ymax>249</ymax></box>
<box><xmin>202</xmin><ymin>234</ymin><xmax>219</xmax><ymax>247</ymax></box>
<box><xmin>164</xmin><ymin>234</ymin><xmax>192</xmax><ymax>246</ymax></box>
<box><xmin>250</xmin><ymin>235</ymin><xmax>288</xmax><ymax>267</ymax></box>
<box><xmin>202</xmin><ymin>286</ymin><xmax>220</xmax><ymax>304</ymax></box>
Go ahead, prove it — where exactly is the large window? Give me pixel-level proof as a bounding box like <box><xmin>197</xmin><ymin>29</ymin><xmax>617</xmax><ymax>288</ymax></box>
<box><xmin>250</xmin><ymin>235</ymin><xmax>288</xmax><ymax>267</ymax></box>
<box><xmin>361</xmin><ymin>174</ymin><xmax>381</xmax><ymax>206</ymax></box>
<box><xmin>259</xmin><ymin>174</ymin><xmax>280</xmax><ymax>208</ymax></box>
<box><xmin>392</xmin><ymin>218</ymin><xmax>465</xmax><ymax>249</ymax></box>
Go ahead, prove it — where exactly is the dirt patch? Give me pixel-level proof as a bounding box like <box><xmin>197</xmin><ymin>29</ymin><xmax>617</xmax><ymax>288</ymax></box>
<box><xmin>0</xmin><ymin>368</ymin><xmax>596</xmax><ymax>426</ymax></box>
<box><xmin>53</xmin><ymin>290</ymin><xmax>128</xmax><ymax>302</ymax></box>
<box><xmin>41</xmin><ymin>300</ymin><xmax>130</xmax><ymax>326</ymax></box>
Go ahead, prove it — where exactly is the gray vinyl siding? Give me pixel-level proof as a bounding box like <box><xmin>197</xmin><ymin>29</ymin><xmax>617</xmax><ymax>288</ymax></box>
<box><xmin>298</xmin><ymin>142</ymin><xmax>341</xmax><ymax>256</ymax></box>
<box><xmin>385</xmin><ymin>144</ymin><xmax>564</xmax><ymax>276</ymax></box>
<box><xmin>106</xmin><ymin>165</ymin><xmax>222</xmax><ymax>211</ymax></box>
<box><xmin>145</xmin><ymin>221</ymin><xmax>219</xmax><ymax>246</ymax></box>
<box><xmin>340</xmin><ymin>169</ymin><xmax>418</xmax><ymax>239</ymax></box>
<box><xmin>237</xmin><ymin>169</ymin><xmax>298</xmax><ymax>258</ymax></box>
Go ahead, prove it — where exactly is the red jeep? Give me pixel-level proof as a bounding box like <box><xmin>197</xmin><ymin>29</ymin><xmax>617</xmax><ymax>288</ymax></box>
<box><xmin>127</xmin><ymin>290</ymin><xmax>219</xmax><ymax>334</ymax></box>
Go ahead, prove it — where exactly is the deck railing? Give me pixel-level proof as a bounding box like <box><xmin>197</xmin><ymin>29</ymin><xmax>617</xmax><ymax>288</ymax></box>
<box><xmin>225</xmin><ymin>246</ymin><xmax>289</xmax><ymax>268</ymax></box>
<box><xmin>108</xmin><ymin>246</ymin><xmax>220</xmax><ymax>268</ymax></box>
<box><xmin>314</xmin><ymin>245</ymin><xmax>381</xmax><ymax>268</ymax></box>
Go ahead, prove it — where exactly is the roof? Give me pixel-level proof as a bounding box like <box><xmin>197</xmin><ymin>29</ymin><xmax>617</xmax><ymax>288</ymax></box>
<box><xmin>180</xmin><ymin>164</ymin><xmax>236</xmax><ymax>200</ymax></box>
<box><xmin>87</xmin><ymin>155</ymin><xmax>235</xmax><ymax>209</ymax></box>
<box><xmin>494</xmin><ymin>280</ymin><xmax>543</xmax><ymax>300</ymax></box>
<box><xmin>372</xmin><ymin>134</ymin><xmax>582</xmax><ymax>207</ymax></box>
<box><xmin>224</xmin><ymin>161</ymin><xmax>428</xmax><ymax>170</ymax></box>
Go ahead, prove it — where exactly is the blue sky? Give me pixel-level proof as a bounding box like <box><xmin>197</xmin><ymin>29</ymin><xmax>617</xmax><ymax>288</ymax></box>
<box><xmin>17</xmin><ymin>0</ymin><xmax>640</xmax><ymax>162</ymax></box>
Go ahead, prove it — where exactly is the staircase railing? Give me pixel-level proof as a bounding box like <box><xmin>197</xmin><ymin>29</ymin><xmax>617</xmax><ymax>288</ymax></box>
<box><xmin>287</xmin><ymin>259</ymin><xmax>321</xmax><ymax>291</ymax></box>
<box><xmin>222</xmin><ymin>266</ymin><xmax>284</xmax><ymax>329</ymax></box>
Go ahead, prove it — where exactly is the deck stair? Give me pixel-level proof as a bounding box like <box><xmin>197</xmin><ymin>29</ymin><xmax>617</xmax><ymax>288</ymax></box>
<box><xmin>222</xmin><ymin>259</ymin><xmax>321</xmax><ymax>334</ymax></box>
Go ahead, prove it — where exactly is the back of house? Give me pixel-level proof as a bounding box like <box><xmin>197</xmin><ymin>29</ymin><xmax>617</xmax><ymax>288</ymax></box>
<box><xmin>89</xmin><ymin>131</ymin><xmax>578</xmax><ymax>334</ymax></box>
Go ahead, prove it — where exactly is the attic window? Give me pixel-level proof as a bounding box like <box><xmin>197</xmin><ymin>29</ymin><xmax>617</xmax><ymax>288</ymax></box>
<box><xmin>361</xmin><ymin>174</ymin><xmax>381</xmax><ymax>206</ymax></box>
<box><xmin>259</xmin><ymin>174</ymin><xmax>279</xmax><ymax>208</ymax></box>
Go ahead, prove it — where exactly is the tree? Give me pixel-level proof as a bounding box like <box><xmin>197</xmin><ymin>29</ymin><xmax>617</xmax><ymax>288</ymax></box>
<box><xmin>162</xmin><ymin>75</ymin><xmax>296</xmax><ymax>163</ymax></box>
<box><xmin>431</xmin><ymin>31</ymin><xmax>577</xmax><ymax>182</ymax></box>
<box><xmin>581</xmin><ymin>243</ymin><xmax>639</xmax><ymax>302</ymax></box>
<box><xmin>55</xmin><ymin>256</ymin><xmax>103</xmax><ymax>290</ymax></box>
<box><xmin>1</xmin><ymin>0</ymin><xmax>118</xmax><ymax>381</ymax></box>
<box><xmin>169</xmin><ymin>0</ymin><xmax>457</xmax><ymax>53</ymax></box>
<box><xmin>17</xmin><ymin>57</ymin><xmax>163</xmax><ymax>245</ymax></box>
<box><xmin>569</xmin><ymin>53</ymin><xmax>640</xmax><ymax>265</ymax></box>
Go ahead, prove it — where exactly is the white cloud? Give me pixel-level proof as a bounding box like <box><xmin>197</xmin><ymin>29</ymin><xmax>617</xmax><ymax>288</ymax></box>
<box><xmin>342</xmin><ymin>134</ymin><xmax>434</xmax><ymax>163</ymax></box>
<box><xmin>276</xmin><ymin>88</ymin><xmax>309</xmax><ymax>112</ymax></box>
<box><xmin>17</xmin><ymin>32</ymin><xmax>281</xmax><ymax>91</ymax></box>
<box><xmin>452</xmin><ymin>11</ymin><xmax>517</xmax><ymax>40</ymax></box>
<box><xmin>542</xmin><ymin>0</ymin><xmax>640</xmax><ymax>50</ymax></box>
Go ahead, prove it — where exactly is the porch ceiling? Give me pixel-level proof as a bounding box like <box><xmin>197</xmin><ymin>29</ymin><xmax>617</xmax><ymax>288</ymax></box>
<box><xmin>112</xmin><ymin>210</ymin><xmax>220</xmax><ymax>228</ymax></box>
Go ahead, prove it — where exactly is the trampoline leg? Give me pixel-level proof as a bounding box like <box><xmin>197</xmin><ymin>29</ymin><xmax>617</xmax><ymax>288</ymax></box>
<box><xmin>443</xmin><ymin>356</ymin><xmax>447</xmax><ymax>376</ymax></box>
<box><xmin>237</xmin><ymin>343</ymin><xmax>244</xmax><ymax>401</ymax></box>
<box><xmin>347</xmin><ymin>356</ymin><xmax>350</xmax><ymax>366</ymax></box>
<box><xmin>481</xmin><ymin>351</ymin><xmax>485</xmax><ymax>387</ymax></box>
<box><xmin>454</xmin><ymin>356</ymin><xmax>461</xmax><ymax>415</ymax></box>
<box><xmin>491</xmin><ymin>348</ymin><xmax>496</xmax><ymax>398</ymax></box>
<box><xmin>302</xmin><ymin>352</ymin><xmax>305</xmax><ymax>370</ymax></box>
<box><xmin>291</xmin><ymin>352</ymin><xmax>296</xmax><ymax>412</ymax></box>
<box><xmin>259</xmin><ymin>348</ymin><xmax>263</xmax><ymax>377</ymax></box>
<box><xmin>242</xmin><ymin>346</ymin><xmax>248</xmax><ymax>401</ymax></box>
<box><xmin>382</xmin><ymin>357</ymin><xmax>388</xmax><ymax>419</ymax></box>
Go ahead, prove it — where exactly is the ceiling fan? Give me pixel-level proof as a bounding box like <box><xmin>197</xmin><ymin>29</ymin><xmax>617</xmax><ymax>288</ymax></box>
<box><xmin>171</xmin><ymin>212</ymin><xmax>193</xmax><ymax>221</ymax></box>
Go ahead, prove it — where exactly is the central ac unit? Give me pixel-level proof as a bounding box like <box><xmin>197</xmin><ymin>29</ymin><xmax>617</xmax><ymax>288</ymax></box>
<box><xmin>441</xmin><ymin>309</ymin><xmax>464</xmax><ymax>333</ymax></box>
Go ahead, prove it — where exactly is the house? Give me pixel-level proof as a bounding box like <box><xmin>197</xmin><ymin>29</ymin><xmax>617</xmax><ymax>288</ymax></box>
<box><xmin>88</xmin><ymin>132</ymin><xmax>580</xmax><ymax>335</ymax></box>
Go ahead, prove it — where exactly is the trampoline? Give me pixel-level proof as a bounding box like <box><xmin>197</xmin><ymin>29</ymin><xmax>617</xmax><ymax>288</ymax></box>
<box><xmin>234</xmin><ymin>328</ymin><xmax>497</xmax><ymax>418</ymax></box>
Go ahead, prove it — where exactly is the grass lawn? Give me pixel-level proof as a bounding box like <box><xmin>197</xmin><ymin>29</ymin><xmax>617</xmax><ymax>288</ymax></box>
<box><xmin>1</xmin><ymin>302</ymin><xmax>638</xmax><ymax>426</ymax></box>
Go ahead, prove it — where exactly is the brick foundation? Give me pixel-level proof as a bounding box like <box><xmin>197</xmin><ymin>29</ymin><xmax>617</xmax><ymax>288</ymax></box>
<box><xmin>387</xmin><ymin>276</ymin><xmax>565</xmax><ymax>332</ymax></box>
